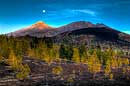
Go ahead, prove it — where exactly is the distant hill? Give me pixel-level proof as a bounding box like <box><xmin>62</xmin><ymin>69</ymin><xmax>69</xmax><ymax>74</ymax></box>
<box><xmin>7</xmin><ymin>21</ymin><xmax>130</xmax><ymax>45</ymax></box>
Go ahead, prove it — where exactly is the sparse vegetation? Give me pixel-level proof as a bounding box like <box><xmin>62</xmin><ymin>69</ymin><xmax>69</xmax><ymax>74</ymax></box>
<box><xmin>72</xmin><ymin>47</ymin><xmax>80</xmax><ymax>63</ymax></box>
<box><xmin>87</xmin><ymin>50</ymin><xmax>101</xmax><ymax>79</ymax></box>
<box><xmin>52</xmin><ymin>66</ymin><xmax>63</xmax><ymax>75</ymax></box>
<box><xmin>0</xmin><ymin>35</ymin><xmax>130</xmax><ymax>85</ymax></box>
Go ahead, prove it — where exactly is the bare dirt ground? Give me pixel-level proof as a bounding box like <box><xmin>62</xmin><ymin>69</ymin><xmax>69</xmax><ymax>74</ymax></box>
<box><xmin>0</xmin><ymin>56</ymin><xmax>130</xmax><ymax>86</ymax></box>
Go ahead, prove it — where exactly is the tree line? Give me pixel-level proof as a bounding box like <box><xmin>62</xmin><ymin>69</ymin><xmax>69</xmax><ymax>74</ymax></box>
<box><xmin>0</xmin><ymin>35</ymin><xmax>129</xmax><ymax>80</ymax></box>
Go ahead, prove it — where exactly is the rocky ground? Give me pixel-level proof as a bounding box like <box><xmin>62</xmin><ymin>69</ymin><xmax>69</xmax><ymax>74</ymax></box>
<box><xmin>0</xmin><ymin>56</ymin><xmax>130</xmax><ymax>86</ymax></box>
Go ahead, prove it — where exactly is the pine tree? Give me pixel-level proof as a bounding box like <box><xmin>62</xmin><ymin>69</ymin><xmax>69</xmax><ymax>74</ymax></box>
<box><xmin>104</xmin><ymin>60</ymin><xmax>112</xmax><ymax>79</ymax></box>
<box><xmin>117</xmin><ymin>58</ymin><xmax>123</xmax><ymax>68</ymax></box>
<box><xmin>0</xmin><ymin>52</ymin><xmax>3</xmax><ymax>64</ymax></box>
<box><xmin>27</xmin><ymin>47</ymin><xmax>35</xmax><ymax>58</ymax></box>
<box><xmin>53</xmin><ymin>44</ymin><xmax>60</xmax><ymax>61</ymax></box>
<box><xmin>122</xmin><ymin>58</ymin><xmax>129</xmax><ymax>66</ymax></box>
<box><xmin>80</xmin><ymin>50</ymin><xmax>88</xmax><ymax>63</ymax></box>
<box><xmin>109</xmin><ymin>73</ymin><xmax>113</xmax><ymax>80</ymax></box>
<box><xmin>59</xmin><ymin>44</ymin><xmax>73</xmax><ymax>60</ymax></box>
<box><xmin>105</xmin><ymin>60</ymin><xmax>111</xmax><ymax>74</ymax></box>
<box><xmin>87</xmin><ymin>50</ymin><xmax>101</xmax><ymax>79</ymax></box>
<box><xmin>105</xmin><ymin>48</ymin><xmax>118</xmax><ymax>69</ymax></box>
<box><xmin>72</xmin><ymin>47</ymin><xmax>80</xmax><ymax>63</ymax></box>
<box><xmin>111</xmin><ymin>49</ymin><xmax>119</xmax><ymax>68</ymax></box>
<box><xmin>7</xmin><ymin>49</ymin><xmax>19</xmax><ymax>70</ymax></box>
<box><xmin>16</xmin><ymin>64</ymin><xmax>30</xmax><ymax>80</ymax></box>
<box><xmin>79</xmin><ymin>44</ymin><xmax>86</xmax><ymax>58</ymax></box>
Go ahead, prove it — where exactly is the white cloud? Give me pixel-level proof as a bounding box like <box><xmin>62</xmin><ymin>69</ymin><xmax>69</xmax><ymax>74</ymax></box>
<box><xmin>72</xmin><ymin>9</ymin><xmax>96</xmax><ymax>16</ymax></box>
<box><xmin>44</xmin><ymin>9</ymin><xmax>98</xmax><ymax>20</ymax></box>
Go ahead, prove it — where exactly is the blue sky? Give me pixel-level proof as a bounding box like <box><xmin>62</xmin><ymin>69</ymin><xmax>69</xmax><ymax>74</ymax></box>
<box><xmin>0</xmin><ymin>0</ymin><xmax>130</xmax><ymax>34</ymax></box>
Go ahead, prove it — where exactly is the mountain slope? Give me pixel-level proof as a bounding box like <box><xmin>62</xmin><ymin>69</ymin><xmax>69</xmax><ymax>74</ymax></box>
<box><xmin>53</xmin><ymin>22</ymin><xmax>130</xmax><ymax>45</ymax></box>
<box><xmin>54</xmin><ymin>27</ymin><xmax>130</xmax><ymax>46</ymax></box>
<box><xmin>56</xmin><ymin>21</ymin><xmax>95</xmax><ymax>33</ymax></box>
<box><xmin>7</xmin><ymin>21</ymin><xmax>55</xmax><ymax>37</ymax></box>
<box><xmin>7</xmin><ymin>21</ymin><xmax>130</xmax><ymax>43</ymax></box>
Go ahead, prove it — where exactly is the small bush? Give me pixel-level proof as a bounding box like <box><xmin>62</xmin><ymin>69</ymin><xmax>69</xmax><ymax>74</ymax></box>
<box><xmin>52</xmin><ymin>66</ymin><xmax>63</xmax><ymax>75</ymax></box>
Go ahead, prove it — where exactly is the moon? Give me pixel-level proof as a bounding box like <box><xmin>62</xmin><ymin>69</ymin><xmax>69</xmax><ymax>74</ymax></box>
<box><xmin>43</xmin><ymin>10</ymin><xmax>46</xmax><ymax>13</ymax></box>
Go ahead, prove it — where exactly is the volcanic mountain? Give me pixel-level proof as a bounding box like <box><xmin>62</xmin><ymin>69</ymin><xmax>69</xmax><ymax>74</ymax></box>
<box><xmin>8</xmin><ymin>21</ymin><xmax>55</xmax><ymax>37</ymax></box>
<box><xmin>7</xmin><ymin>21</ymin><xmax>96</xmax><ymax>37</ymax></box>
<box><xmin>56</xmin><ymin>21</ymin><xmax>95</xmax><ymax>33</ymax></box>
<box><xmin>53</xmin><ymin>21</ymin><xmax>130</xmax><ymax>45</ymax></box>
<box><xmin>7</xmin><ymin>21</ymin><xmax>130</xmax><ymax>44</ymax></box>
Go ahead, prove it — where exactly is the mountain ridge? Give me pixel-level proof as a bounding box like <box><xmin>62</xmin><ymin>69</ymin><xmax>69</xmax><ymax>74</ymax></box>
<box><xmin>7</xmin><ymin>21</ymin><xmax>130</xmax><ymax>38</ymax></box>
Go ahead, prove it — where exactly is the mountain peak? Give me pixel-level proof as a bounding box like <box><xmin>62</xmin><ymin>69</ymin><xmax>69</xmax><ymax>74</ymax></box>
<box><xmin>57</xmin><ymin>21</ymin><xmax>95</xmax><ymax>33</ymax></box>
<box><xmin>7</xmin><ymin>21</ymin><xmax>54</xmax><ymax>37</ymax></box>
<box><xmin>96</xmin><ymin>23</ymin><xmax>109</xmax><ymax>28</ymax></box>
<box><xmin>70</xmin><ymin>21</ymin><xmax>92</xmax><ymax>24</ymax></box>
<box><xmin>31</xmin><ymin>21</ymin><xmax>51</xmax><ymax>29</ymax></box>
<box><xmin>35</xmin><ymin>21</ymin><xmax>46</xmax><ymax>25</ymax></box>
<box><xmin>67</xmin><ymin>21</ymin><xmax>95</xmax><ymax>28</ymax></box>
